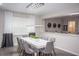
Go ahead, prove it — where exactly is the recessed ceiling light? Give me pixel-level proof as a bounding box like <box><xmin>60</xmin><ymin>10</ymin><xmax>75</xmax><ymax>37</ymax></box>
<box><xmin>26</xmin><ymin>3</ymin><xmax>45</xmax><ymax>9</ymax></box>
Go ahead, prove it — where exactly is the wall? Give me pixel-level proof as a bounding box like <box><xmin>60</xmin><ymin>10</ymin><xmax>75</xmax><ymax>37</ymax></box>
<box><xmin>0</xmin><ymin>9</ymin><xmax>4</xmax><ymax>47</ymax></box>
<box><xmin>35</xmin><ymin>16</ymin><xmax>45</xmax><ymax>37</ymax></box>
<box><xmin>42</xmin><ymin>12</ymin><xmax>72</xmax><ymax>19</ymax></box>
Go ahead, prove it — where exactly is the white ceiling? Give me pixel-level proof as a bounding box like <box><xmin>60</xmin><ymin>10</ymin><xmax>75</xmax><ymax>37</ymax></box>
<box><xmin>0</xmin><ymin>3</ymin><xmax>79</xmax><ymax>16</ymax></box>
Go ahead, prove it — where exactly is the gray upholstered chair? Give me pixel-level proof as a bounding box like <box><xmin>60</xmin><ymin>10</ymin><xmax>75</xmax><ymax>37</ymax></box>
<box><xmin>40</xmin><ymin>41</ymin><xmax>56</xmax><ymax>56</ymax></box>
<box><xmin>48</xmin><ymin>37</ymin><xmax>56</xmax><ymax>42</ymax></box>
<box><xmin>22</xmin><ymin>40</ymin><xmax>35</xmax><ymax>56</ymax></box>
<box><xmin>42</xmin><ymin>36</ymin><xmax>48</xmax><ymax>41</ymax></box>
<box><xmin>29</xmin><ymin>32</ymin><xmax>36</xmax><ymax>37</ymax></box>
<box><xmin>17</xmin><ymin>38</ymin><xmax>24</xmax><ymax>56</ymax></box>
<box><xmin>17</xmin><ymin>38</ymin><xmax>20</xmax><ymax>53</ymax></box>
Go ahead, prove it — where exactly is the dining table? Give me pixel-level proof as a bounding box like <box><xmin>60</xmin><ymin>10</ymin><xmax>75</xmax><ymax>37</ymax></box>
<box><xmin>20</xmin><ymin>37</ymin><xmax>48</xmax><ymax>55</ymax></box>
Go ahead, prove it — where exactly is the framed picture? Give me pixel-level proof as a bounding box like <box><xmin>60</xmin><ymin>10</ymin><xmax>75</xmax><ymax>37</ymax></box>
<box><xmin>47</xmin><ymin>23</ymin><xmax>52</xmax><ymax>28</ymax></box>
<box><xmin>53</xmin><ymin>23</ymin><xmax>56</xmax><ymax>28</ymax></box>
<box><xmin>58</xmin><ymin>24</ymin><xmax>61</xmax><ymax>28</ymax></box>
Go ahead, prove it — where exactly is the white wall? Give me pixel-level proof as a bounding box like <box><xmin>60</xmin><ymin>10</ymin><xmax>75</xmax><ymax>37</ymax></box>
<box><xmin>35</xmin><ymin>16</ymin><xmax>45</xmax><ymax>37</ymax></box>
<box><xmin>0</xmin><ymin>9</ymin><xmax>4</xmax><ymax>47</ymax></box>
<box><xmin>42</xmin><ymin>12</ymin><xmax>71</xmax><ymax>19</ymax></box>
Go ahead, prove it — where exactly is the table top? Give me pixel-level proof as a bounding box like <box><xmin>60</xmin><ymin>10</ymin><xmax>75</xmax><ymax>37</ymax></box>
<box><xmin>20</xmin><ymin>37</ymin><xmax>48</xmax><ymax>49</ymax></box>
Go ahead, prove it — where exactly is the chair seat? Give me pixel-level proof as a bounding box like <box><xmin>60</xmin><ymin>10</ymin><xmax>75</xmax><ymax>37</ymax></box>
<box><xmin>40</xmin><ymin>50</ymin><xmax>53</xmax><ymax>56</ymax></box>
<box><xmin>39</xmin><ymin>41</ymin><xmax>56</xmax><ymax>56</ymax></box>
<box><xmin>25</xmin><ymin>48</ymin><xmax>34</xmax><ymax>54</ymax></box>
<box><xmin>41</xmin><ymin>50</ymin><xmax>52</xmax><ymax>54</ymax></box>
<box><xmin>23</xmin><ymin>50</ymin><xmax>34</xmax><ymax>56</ymax></box>
<box><xmin>22</xmin><ymin>40</ymin><xmax>35</xmax><ymax>56</ymax></box>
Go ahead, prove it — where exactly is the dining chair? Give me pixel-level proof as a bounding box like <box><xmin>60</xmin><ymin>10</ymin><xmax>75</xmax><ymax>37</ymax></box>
<box><xmin>17</xmin><ymin>37</ymin><xmax>24</xmax><ymax>56</ymax></box>
<box><xmin>40</xmin><ymin>41</ymin><xmax>56</xmax><ymax>56</ymax></box>
<box><xmin>42</xmin><ymin>36</ymin><xmax>48</xmax><ymax>41</ymax></box>
<box><xmin>17</xmin><ymin>37</ymin><xmax>20</xmax><ymax>53</ymax></box>
<box><xmin>29</xmin><ymin>32</ymin><xmax>36</xmax><ymax>37</ymax></box>
<box><xmin>48</xmin><ymin>37</ymin><xmax>56</xmax><ymax>42</ymax></box>
<box><xmin>22</xmin><ymin>40</ymin><xmax>35</xmax><ymax>56</ymax></box>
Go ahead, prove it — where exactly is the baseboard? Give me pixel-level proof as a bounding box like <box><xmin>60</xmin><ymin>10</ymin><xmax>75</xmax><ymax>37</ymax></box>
<box><xmin>55</xmin><ymin>46</ymin><xmax>79</xmax><ymax>56</ymax></box>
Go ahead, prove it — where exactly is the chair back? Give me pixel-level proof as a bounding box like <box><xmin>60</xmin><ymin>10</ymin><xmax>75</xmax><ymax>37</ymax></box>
<box><xmin>22</xmin><ymin>41</ymin><xmax>34</xmax><ymax>53</ymax></box>
<box><xmin>42</xmin><ymin>37</ymin><xmax>48</xmax><ymax>40</ymax></box>
<box><xmin>48</xmin><ymin>38</ymin><xmax>56</xmax><ymax>42</ymax></box>
<box><xmin>20</xmin><ymin>39</ymin><xmax>25</xmax><ymax>49</ymax></box>
<box><xmin>17</xmin><ymin>37</ymin><xmax>19</xmax><ymax>44</ymax></box>
<box><xmin>29</xmin><ymin>32</ymin><xmax>36</xmax><ymax>37</ymax></box>
<box><xmin>45</xmin><ymin>41</ymin><xmax>54</xmax><ymax>53</ymax></box>
<box><xmin>17</xmin><ymin>37</ymin><xmax>24</xmax><ymax>50</ymax></box>
<box><xmin>17</xmin><ymin>37</ymin><xmax>21</xmax><ymax>47</ymax></box>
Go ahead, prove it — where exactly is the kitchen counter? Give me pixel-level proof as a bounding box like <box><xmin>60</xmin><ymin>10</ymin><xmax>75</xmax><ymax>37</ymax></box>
<box><xmin>42</xmin><ymin>32</ymin><xmax>79</xmax><ymax>55</ymax></box>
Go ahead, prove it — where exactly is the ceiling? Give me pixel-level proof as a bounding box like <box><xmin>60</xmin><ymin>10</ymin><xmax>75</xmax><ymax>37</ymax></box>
<box><xmin>0</xmin><ymin>3</ymin><xmax>79</xmax><ymax>16</ymax></box>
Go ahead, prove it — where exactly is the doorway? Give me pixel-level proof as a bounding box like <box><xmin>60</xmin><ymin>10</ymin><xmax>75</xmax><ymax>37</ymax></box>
<box><xmin>68</xmin><ymin>21</ymin><xmax>76</xmax><ymax>33</ymax></box>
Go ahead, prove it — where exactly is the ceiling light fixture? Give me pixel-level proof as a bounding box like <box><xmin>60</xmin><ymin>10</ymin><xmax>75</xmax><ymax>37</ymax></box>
<box><xmin>26</xmin><ymin>3</ymin><xmax>45</xmax><ymax>9</ymax></box>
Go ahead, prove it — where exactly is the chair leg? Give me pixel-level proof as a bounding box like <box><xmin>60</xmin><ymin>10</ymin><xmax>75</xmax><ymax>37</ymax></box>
<box><xmin>17</xmin><ymin>47</ymin><xmax>22</xmax><ymax>56</ymax></box>
<box><xmin>17</xmin><ymin>47</ymin><xmax>19</xmax><ymax>53</ymax></box>
<box><xmin>24</xmin><ymin>53</ymin><xmax>35</xmax><ymax>56</ymax></box>
<box><xmin>52</xmin><ymin>44</ymin><xmax>56</xmax><ymax>56</ymax></box>
<box><xmin>18</xmin><ymin>49</ymin><xmax>24</xmax><ymax>56</ymax></box>
<box><xmin>34</xmin><ymin>53</ymin><xmax>37</xmax><ymax>56</ymax></box>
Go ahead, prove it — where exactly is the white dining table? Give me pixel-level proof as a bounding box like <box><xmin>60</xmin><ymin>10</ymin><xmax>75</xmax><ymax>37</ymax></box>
<box><xmin>20</xmin><ymin>37</ymin><xmax>48</xmax><ymax>49</ymax></box>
